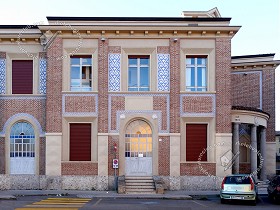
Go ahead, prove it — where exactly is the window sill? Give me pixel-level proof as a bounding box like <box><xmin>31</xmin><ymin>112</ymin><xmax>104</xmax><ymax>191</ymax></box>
<box><xmin>180</xmin><ymin>91</ymin><xmax>216</xmax><ymax>94</ymax></box>
<box><xmin>62</xmin><ymin>91</ymin><xmax>98</xmax><ymax>94</ymax></box>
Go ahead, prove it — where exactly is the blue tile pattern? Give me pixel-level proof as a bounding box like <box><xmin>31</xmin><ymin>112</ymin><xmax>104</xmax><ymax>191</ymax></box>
<box><xmin>39</xmin><ymin>58</ymin><xmax>47</xmax><ymax>94</ymax></box>
<box><xmin>157</xmin><ymin>54</ymin><xmax>170</xmax><ymax>91</ymax></box>
<box><xmin>0</xmin><ymin>59</ymin><xmax>6</xmax><ymax>94</ymax></box>
<box><xmin>108</xmin><ymin>54</ymin><xmax>121</xmax><ymax>91</ymax></box>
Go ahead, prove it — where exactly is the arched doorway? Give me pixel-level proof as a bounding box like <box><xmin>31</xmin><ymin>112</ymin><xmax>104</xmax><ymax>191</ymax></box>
<box><xmin>125</xmin><ymin>120</ymin><xmax>152</xmax><ymax>176</ymax></box>
<box><xmin>10</xmin><ymin>121</ymin><xmax>35</xmax><ymax>174</ymax></box>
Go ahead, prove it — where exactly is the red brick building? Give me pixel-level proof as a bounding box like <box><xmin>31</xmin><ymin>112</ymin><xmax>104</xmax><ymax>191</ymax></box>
<box><xmin>0</xmin><ymin>8</ymin><xmax>279</xmax><ymax>191</ymax></box>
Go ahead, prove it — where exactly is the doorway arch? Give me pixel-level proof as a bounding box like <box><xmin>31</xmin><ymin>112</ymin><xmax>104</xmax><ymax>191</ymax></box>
<box><xmin>125</xmin><ymin>119</ymin><xmax>152</xmax><ymax>176</ymax></box>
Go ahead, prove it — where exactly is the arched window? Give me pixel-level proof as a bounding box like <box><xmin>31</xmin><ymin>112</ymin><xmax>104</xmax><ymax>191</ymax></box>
<box><xmin>10</xmin><ymin>121</ymin><xmax>35</xmax><ymax>158</ymax></box>
<box><xmin>125</xmin><ymin>120</ymin><xmax>152</xmax><ymax>158</ymax></box>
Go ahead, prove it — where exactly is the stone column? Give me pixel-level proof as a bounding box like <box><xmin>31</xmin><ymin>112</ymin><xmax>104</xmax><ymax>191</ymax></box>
<box><xmin>250</xmin><ymin>125</ymin><xmax>258</xmax><ymax>179</ymax></box>
<box><xmin>232</xmin><ymin>123</ymin><xmax>240</xmax><ymax>174</ymax></box>
<box><xmin>260</xmin><ymin>127</ymin><xmax>267</xmax><ymax>180</ymax></box>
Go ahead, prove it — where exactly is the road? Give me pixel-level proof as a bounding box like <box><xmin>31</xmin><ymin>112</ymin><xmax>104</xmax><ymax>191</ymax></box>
<box><xmin>0</xmin><ymin>195</ymin><xmax>279</xmax><ymax>210</ymax></box>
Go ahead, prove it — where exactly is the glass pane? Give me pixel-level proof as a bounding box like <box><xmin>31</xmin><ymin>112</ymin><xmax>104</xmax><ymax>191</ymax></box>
<box><xmin>82</xmin><ymin>58</ymin><xmax>92</xmax><ymax>65</ymax></box>
<box><xmin>186</xmin><ymin>58</ymin><xmax>195</xmax><ymax>65</ymax></box>
<box><xmin>197</xmin><ymin>58</ymin><xmax>206</xmax><ymax>65</ymax></box>
<box><xmin>129</xmin><ymin>58</ymin><xmax>137</xmax><ymax>65</ymax></box>
<box><xmin>71</xmin><ymin>58</ymin><xmax>80</xmax><ymax>65</ymax></box>
<box><xmin>128</xmin><ymin>67</ymin><xmax>138</xmax><ymax>87</ymax></box>
<box><xmin>71</xmin><ymin>66</ymin><xmax>80</xmax><ymax>79</ymax></box>
<box><xmin>197</xmin><ymin>67</ymin><xmax>202</xmax><ymax>87</ymax></box>
<box><xmin>140</xmin><ymin>67</ymin><xmax>149</xmax><ymax>87</ymax></box>
<box><xmin>140</xmin><ymin>58</ymin><xmax>149</xmax><ymax>65</ymax></box>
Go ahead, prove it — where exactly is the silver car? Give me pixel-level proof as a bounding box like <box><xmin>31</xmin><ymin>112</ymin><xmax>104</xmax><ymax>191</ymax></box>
<box><xmin>220</xmin><ymin>174</ymin><xmax>258</xmax><ymax>205</ymax></box>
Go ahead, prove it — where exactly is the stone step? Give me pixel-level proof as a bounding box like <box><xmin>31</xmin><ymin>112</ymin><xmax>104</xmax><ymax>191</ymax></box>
<box><xmin>126</xmin><ymin>185</ymin><xmax>155</xmax><ymax>189</ymax></box>
<box><xmin>125</xmin><ymin>179</ymin><xmax>154</xmax><ymax>183</ymax></box>
<box><xmin>126</xmin><ymin>191</ymin><xmax>156</xmax><ymax>194</ymax></box>
<box><xmin>125</xmin><ymin>176</ymin><xmax>153</xmax><ymax>180</ymax></box>
<box><xmin>126</xmin><ymin>188</ymin><xmax>156</xmax><ymax>193</ymax></box>
<box><xmin>126</xmin><ymin>182</ymin><xmax>155</xmax><ymax>186</ymax></box>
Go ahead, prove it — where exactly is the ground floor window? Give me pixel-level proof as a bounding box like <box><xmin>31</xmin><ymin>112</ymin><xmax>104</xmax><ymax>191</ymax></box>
<box><xmin>186</xmin><ymin>124</ymin><xmax>207</xmax><ymax>161</ymax></box>
<box><xmin>70</xmin><ymin>123</ymin><xmax>91</xmax><ymax>161</ymax></box>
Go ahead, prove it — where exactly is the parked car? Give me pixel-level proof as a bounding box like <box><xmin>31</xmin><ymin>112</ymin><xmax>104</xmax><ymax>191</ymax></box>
<box><xmin>267</xmin><ymin>175</ymin><xmax>280</xmax><ymax>203</ymax></box>
<box><xmin>220</xmin><ymin>174</ymin><xmax>258</xmax><ymax>205</ymax></box>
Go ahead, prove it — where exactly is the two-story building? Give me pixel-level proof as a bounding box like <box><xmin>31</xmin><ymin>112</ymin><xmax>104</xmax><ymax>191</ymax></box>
<box><xmin>0</xmin><ymin>8</ymin><xmax>279</xmax><ymax>191</ymax></box>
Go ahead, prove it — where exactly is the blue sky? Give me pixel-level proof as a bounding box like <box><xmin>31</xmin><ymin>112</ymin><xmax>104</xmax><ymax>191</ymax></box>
<box><xmin>1</xmin><ymin>0</ymin><xmax>279</xmax><ymax>129</ymax></box>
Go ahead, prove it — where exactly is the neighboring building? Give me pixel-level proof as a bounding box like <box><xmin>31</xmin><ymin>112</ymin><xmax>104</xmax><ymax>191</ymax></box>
<box><xmin>276</xmin><ymin>131</ymin><xmax>280</xmax><ymax>175</ymax></box>
<box><xmin>0</xmin><ymin>8</ymin><xmax>279</xmax><ymax>191</ymax></box>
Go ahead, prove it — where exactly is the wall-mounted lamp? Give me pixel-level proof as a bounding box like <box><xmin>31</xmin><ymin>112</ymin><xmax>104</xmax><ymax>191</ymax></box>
<box><xmin>173</xmin><ymin>38</ymin><xmax>178</xmax><ymax>42</ymax></box>
<box><xmin>101</xmin><ymin>37</ymin><xmax>106</xmax><ymax>41</ymax></box>
<box><xmin>243</xmin><ymin>73</ymin><xmax>248</xmax><ymax>76</ymax></box>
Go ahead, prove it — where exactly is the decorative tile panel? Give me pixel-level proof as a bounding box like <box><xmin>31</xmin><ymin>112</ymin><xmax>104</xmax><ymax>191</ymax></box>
<box><xmin>180</xmin><ymin>94</ymin><xmax>216</xmax><ymax>117</ymax></box>
<box><xmin>108</xmin><ymin>54</ymin><xmax>121</xmax><ymax>91</ymax></box>
<box><xmin>0</xmin><ymin>59</ymin><xmax>6</xmax><ymax>94</ymax></box>
<box><xmin>157</xmin><ymin>54</ymin><xmax>170</xmax><ymax>91</ymax></box>
<box><xmin>39</xmin><ymin>58</ymin><xmax>47</xmax><ymax>94</ymax></box>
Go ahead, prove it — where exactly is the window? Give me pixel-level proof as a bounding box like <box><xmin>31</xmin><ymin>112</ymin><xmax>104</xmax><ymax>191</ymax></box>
<box><xmin>128</xmin><ymin>55</ymin><xmax>150</xmax><ymax>91</ymax></box>
<box><xmin>186</xmin><ymin>56</ymin><xmax>207</xmax><ymax>91</ymax></box>
<box><xmin>12</xmin><ymin>60</ymin><xmax>33</xmax><ymax>94</ymax></box>
<box><xmin>186</xmin><ymin>124</ymin><xmax>207</xmax><ymax>161</ymax></box>
<box><xmin>70</xmin><ymin>123</ymin><xmax>91</xmax><ymax>161</ymax></box>
<box><xmin>70</xmin><ymin>55</ymin><xmax>92</xmax><ymax>91</ymax></box>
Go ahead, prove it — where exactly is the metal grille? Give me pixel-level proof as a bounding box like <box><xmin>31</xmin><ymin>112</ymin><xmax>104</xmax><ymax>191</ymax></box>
<box><xmin>125</xmin><ymin>120</ymin><xmax>152</xmax><ymax>158</ymax></box>
<box><xmin>10</xmin><ymin>122</ymin><xmax>35</xmax><ymax>158</ymax></box>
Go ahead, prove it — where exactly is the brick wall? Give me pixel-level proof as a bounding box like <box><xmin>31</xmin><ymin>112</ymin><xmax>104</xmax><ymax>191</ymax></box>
<box><xmin>231</xmin><ymin>73</ymin><xmax>261</xmax><ymax>108</ymax></box>
<box><xmin>98</xmin><ymin>38</ymin><xmax>109</xmax><ymax>133</ymax></box>
<box><xmin>46</xmin><ymin>37</ymin><xmax>63</xmax><ymax>133</ymax></box>
<box><xmin>157</xmin><ymin>46</ymin><xmax>170</xmax><ymax>54</ymax></box>
<box><xmin>110</xmin><ymin>96</ymin><xmax>125</xmax><ymax>131</ymax></box>
<box><xmin>169</xmin><ymin>38</ymin><xmax>180</xmax><ymax>133</ymax></box>
<box><xmin>0</xmin><ymin>137</ymin><xmax>5</xmax><ymax>174</ymax></box>
<box><xmin>108</xmin><ymin>136</ymin><xmax>119</xmax><ymax>176</ymax></box>
<box><xmin>153</xmin><ymin>96</ymin><xmax>168</xmax><ymax>131</ymax></box>
<box><xmin>215</xmin><ymin>38</ymin><xmax>232</xmax><ymax>133</ymax></box>
<box><xmin>65</xmin><ymin>95</ymin><xmax>96</xmax><ymax>113</ymax></box>
<box><xmin>61</xmin><ymin>162</ymin><xmax>98</xmax><ymax>175</ymax></box>
<box><xmin>180</xmin><ymin>163</ymin><xmax>216</xmax><ymax>176</ymax></box>
<box><xmin>39</xmin><ymin>137</ymin><xmax>46</xmax><ymax>175</ymax></box>
<box><xmin>182</xmin><ymin>96</ymin><xmax>213</xmax><ymax>113</ymax></box>
<box><xmin>109</xmin><ymin>46</ymin><xmax>121</xmax><ymax>54</ymax></box>
<box><xmin>0</xmin><ymin>52</ymin><xmax>6</xmax><ymax>59</ymax></box>
<box><xmin>262</xmin><ymin>69</ymin><xmax>275</xmax><ymax>142</ymax></box>
<box><xmin>0</xmin><ymin>99</ymin><xmax>46</xmax><ymax>131</ymax></box>
<box><xmin>158</xmin><ymin>136</ymin><xmax>170</xmax><ymax>176</ymax></box>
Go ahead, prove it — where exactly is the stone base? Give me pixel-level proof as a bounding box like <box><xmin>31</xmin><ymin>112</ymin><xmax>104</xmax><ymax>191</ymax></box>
<box><xmin>180</xmin><ymin>176</ymin><xmax>222</xmax><ymax>190</ymax></box>
<box><xmin>0</xmin><ymin>175</ymin><xmax>108</xmax><ymax>190</ymax></box>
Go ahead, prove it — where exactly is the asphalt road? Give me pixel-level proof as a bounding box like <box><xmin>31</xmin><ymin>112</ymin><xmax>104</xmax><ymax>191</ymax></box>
<box><xmin>0</xmin><ymin>195</ymin><xmax>279</xmax><ymax>210</ymax></box>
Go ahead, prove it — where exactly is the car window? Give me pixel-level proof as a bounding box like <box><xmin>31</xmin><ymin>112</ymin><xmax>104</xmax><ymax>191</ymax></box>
<box><xmin>225</xmin><ymin>176</ymin><xmax>251</xmax><ymax>184</ymax></box>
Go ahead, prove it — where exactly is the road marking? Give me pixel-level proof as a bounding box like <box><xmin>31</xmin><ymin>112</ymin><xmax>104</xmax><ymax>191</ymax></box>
<box><xmin>192</xmin><ymin>200</ymin><xmax>209</xmax><ymax>207</ymax></box>
<box><xmin>92</xmin><ymin>198</ymin><xmax>102</xmax><ymax>207</ymax></box>
<box><xmin>15</xmin><ymin>197</ymin><xmax>91</xmax><ymax>210</ymax></box>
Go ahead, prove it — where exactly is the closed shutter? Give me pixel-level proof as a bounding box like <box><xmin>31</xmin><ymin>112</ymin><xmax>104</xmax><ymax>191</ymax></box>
<box><xmin>70</xmin><ymin>123</ymin><xmax>91</xmax><ymax>161</ymax></box>
<box><xmin>12</xmin><ymin>60</ymin><xmax>33</xmax><ymax>94</ymax></box>
<box><xmin>186</xmin><ymin>124</ymin><xmax>207</xmax><ymax>161</ymax></box>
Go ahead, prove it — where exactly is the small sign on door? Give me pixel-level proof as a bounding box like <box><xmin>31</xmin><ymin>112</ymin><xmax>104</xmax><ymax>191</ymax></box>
<box><xmin>113</xmin><ymin>159</ymin><xmax>119</xmax><ymax>168</ymax></box>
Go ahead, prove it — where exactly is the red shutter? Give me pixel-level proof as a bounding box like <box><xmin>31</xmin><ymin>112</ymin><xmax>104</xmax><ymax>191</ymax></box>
<box><xmin>186</xmin><ymin>124</ymin><xmax>207</xmax><ymax>161</ymax></box>
<box><xmin>70</xmin><ymin>123</ymin><xmax>91</xmax><ymax>161</ymax></box>
<box><xmin>12</xmin><ymin>60</ymin><xmax>33</xmax><ymax>94</ymax></box>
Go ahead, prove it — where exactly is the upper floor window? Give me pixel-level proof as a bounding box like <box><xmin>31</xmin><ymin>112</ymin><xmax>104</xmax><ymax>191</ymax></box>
<box><xmin>128</xmin><ymin>55</ymin><xmax>150</xmax><ymax>91</ymax></box>
<box><xmin>186</xmin><ymin>56</ymin><xmax>207</xmax><ymax>91</ymax></box>
<box><xmin>71</xmin><ymin>55</ymin><xmax>92</xmax><ymax>91</ymax></box>
<box><xmin>12</xmin><ymin>60</ymin><xmax>33</xmax><ymax>94</ymax></box>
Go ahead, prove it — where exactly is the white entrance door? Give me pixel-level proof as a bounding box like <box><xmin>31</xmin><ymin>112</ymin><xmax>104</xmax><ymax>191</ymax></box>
<box><xmin>10</xmin><ymin>122</ymin><xmax>35</xmax><ymax>174</ymax></box>
<box><xmin>125</xmin><ymin>120</ymin><xmax>152</xmax><ymax>176</ymax></box>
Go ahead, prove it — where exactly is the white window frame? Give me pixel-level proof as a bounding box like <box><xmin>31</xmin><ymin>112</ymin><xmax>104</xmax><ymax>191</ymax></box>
<box><xmin>186</xmin><ymin>56</ymin><xmax>207</xmax><ymax>91</ymax></box>
<box><xmin>70</xmin><ymin>57</ymin><xmax>92</xmax><ymax>91</ymax></box>
<box><xmin>128</xmin><ymin>56</ymin><xmax>150</xmax><ymax>91</ymax></box>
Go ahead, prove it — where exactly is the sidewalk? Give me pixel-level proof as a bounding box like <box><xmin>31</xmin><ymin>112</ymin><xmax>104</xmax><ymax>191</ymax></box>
<box><xmin>0</xmin><ymin>188</ymin><xmax>268</xmax><ymax>200</ymax></box>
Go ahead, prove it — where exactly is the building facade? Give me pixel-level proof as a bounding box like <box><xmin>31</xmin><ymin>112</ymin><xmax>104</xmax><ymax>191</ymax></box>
<box><xmin>0</xmin><ymin>8</ymin><xmax>279</xmax><ymax>190</ymax></box>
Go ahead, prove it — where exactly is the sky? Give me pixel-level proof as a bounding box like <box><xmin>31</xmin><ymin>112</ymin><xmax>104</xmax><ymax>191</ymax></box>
<box><xmin>0</xmin><ymin>0</ymin><xmax>279</xmax><ymax>130</ymax></box>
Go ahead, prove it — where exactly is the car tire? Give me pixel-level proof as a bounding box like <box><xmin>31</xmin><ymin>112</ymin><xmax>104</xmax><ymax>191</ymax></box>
<box><xmin>251</xmin><ymin>199</ymin><xmax>257</xmax><ymax>206</ymax></box>
<box><xmin>220</xmin><ymin>198</ymin><xmax>226</xmax><ymax>204</ymax></box>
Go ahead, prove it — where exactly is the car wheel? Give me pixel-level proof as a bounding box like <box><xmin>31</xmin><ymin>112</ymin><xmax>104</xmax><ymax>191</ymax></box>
<box><xmin>220</xmin><ymin>198</ymin><xmax>226</xmax><ymax>204</ymax></box>
<box><xmin>251</xmin><ymin>199</ymin><xmax>257</xmax><ymax>206</ymax></box>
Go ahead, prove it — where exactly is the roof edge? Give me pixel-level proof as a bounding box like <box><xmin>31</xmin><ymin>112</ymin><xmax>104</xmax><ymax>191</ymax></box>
<box><xmin>232</xmin><ymin>54</ymin><xmax>275</xmax><ymax>59</ymax></box>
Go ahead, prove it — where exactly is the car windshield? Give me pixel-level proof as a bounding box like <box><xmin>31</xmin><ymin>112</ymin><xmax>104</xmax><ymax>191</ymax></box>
<box><xmin>225</xmin><ymin>176</ymin><xmax>251</xmax><ymax>184</ymax></box>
